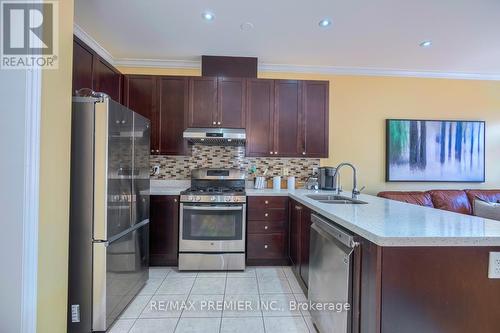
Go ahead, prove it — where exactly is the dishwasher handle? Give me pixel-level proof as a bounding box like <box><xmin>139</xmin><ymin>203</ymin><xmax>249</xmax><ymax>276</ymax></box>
<box><xmin>311</xmin><ymin>214</ymin><xmax>358</xmax><ymax>248</ymax></box>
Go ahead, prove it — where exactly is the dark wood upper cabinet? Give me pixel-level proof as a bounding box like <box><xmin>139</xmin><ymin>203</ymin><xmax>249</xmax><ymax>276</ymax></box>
<box><xmin>150</xmin><ymin>195</ymin><xmax>179</xmax><ymax>266</ymax></box>
<box><xmin>72</xmin><ymin>39</ymin><xmax>94</xmax><ymax>94</ymax></box>
<box><xmin>123</xmin><ymin>75</ymin><xmax>159</xmax><ymax>154</ymax></box>
<box><xmin>158</xmin><ymin>77</ymin><xmax>189</xmax><ymax>155</ymax></box>
<box><xmin>274</xmin><ymin>80</ymin><xmax>302</xmax><ymax>157</ymax></box>
<box><xmin>302</xmin><ymin>81</ymin><xmax>329</xmax><ymax>157</ymax></box>
<box><xmin>188</xmin><ymin>77</ymin><xmax>218</xmax><ymax>127</ymax></box>
<box><xmin>92</xmin><ymin>57</ymin><xmax>121</xmax><ymax>103</ymax></box>
<box><xmin>72</xmin><ymin>36</ymin><xmax>122</xmax><ymax>103</ymax></box>
<box><xmin>217</xmin><ymin>77</ymin><xmax>246</xmax><ymax>128</ymax></box>
<box><xmin>246</xmin><ymin>78</ymin><xmax>328</xmax><ymax>158</ymax></box>
<box><xmin>246</xmin><ymin>79</ymin><xmax>275</xmax><ymax>157</ymax></box>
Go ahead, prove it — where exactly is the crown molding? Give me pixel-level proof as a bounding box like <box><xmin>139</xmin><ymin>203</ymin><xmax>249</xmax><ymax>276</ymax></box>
<box><xmin>258</xmin><ymin>63</ymin><xmax>500</xmax><ymax>81</ymax></box>
<box><xmin>73</xmin><ymin>23</ymin><xmax>115</xmax><ymax>66</ymax></box>
<box><xmin>75</xmin><ymin>24</ymin><xmax>500</xmax><ymax>81</ymax></box>
<box><xmin>114</xmin><ymin>58</ymin><xmax>200</xmax><ymax>69</ymax></box>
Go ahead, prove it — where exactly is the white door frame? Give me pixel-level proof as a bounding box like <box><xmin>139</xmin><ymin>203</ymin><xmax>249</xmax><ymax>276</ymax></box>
<box><xmin>20</xmin><ymin>58</ymin><xmax>42</xmax><ymax>333</ymax></box>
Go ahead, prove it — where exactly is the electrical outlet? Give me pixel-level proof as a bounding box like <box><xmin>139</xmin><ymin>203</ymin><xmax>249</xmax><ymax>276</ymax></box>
<box><xmin>488</xmin><ymin>252</ymin><xmax>500</xmax><ymax>279</ymax></box>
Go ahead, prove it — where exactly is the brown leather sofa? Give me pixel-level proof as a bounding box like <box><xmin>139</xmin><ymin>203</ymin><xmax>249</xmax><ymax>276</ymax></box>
<box><xmin>377</xmin><ymin>189</ymin><xmax>500</xmax><ymax>215</ymax></box>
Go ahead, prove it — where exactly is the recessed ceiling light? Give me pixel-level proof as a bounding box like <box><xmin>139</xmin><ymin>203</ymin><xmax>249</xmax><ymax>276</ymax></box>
<box><xmin>202</xmin><ymin>11</ymin><xmax>215</xmax><ymax>21</ymax></box>
<box><xmin>318</xmin><ymin>19</ymin><xmax>332</xmax><ymax>28</ymax></box>
<box><xmin>419</xmin><ymin>40</ymin><xmax>432</xmax><ymax>48</ymax></box>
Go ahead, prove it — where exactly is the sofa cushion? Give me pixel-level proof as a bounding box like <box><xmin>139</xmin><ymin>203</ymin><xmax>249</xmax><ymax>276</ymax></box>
<box><xmin>465</xmin><ymin>190</ymin><xmax>500</xmax><ymax>207</ymax></box>
<box><xmin>377</xmin><ymin>191</ymin><xmax>434</xmax><ymax>207</ymax></box>
<box><xmin>427</xmin><ymin>190</ymin><xmax>472</xmax><ymax>215</ymax></box>
<box><xmin>473</xmin><ymin>199</ymin><xmax>500</xmax><ymax>221</ymax></box>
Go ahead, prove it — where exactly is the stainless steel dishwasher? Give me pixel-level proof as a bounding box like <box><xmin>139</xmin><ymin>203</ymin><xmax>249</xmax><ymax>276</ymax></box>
<box><xmin>308</xmin><ymin>214</ymin><xmax>358</xmax><ymax>333</ymax></box>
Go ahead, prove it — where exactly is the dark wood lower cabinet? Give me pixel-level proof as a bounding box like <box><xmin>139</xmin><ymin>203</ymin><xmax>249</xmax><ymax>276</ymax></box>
<box><xmin>247</xmin><ymin>233</ymin><xmax>286</xmax><ymax>260</ymax></box>
<box><xmin>299</xmin><ymin>205</ymin><xmax>312</xmax><ymax>285</ymax></box>
<box><xmin>246</xmin><ymin>196</ymin><xmax>289</xmax><ymax>265</ymax></box>
<box><xmin>289</xmin><ymin>199</ymin><xmax>312</xmax><ymax>290</ymax></box>
<box><xmin>379</xmin><ymin>246</ymin><xmax>500</xmax><ymax>333</ymax></box>
<box><xmin>149</xmin><ymin>195</ymin><xmax>179</xmax><ymax>266</ymax></box>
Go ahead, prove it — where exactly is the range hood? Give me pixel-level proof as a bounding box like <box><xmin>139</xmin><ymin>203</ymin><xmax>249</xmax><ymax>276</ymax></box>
<box><xmin>183</xmin><ymin>128</ymin><xmax>246</xmax><ymax>146</ymax></box>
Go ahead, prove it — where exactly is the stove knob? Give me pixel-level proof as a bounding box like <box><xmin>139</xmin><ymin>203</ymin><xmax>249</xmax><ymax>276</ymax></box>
<box><xmin>224</xmin><ymin>196</ymin><xmax>231</xmax><ymax>202</ymax></box>
<box><xmin>188</xmin><ymin>195</ymin><xmax>194</xmax><ymax>202</ymax></box>
<box><xmin>210</xmin><ymin>196</ymin><xmax>217</xmax><ymax>202</ymax></box>
<box><xmin>195</xmin><ymin>196</ymin><xmax>201</xmax><ymax>202</ymax></box>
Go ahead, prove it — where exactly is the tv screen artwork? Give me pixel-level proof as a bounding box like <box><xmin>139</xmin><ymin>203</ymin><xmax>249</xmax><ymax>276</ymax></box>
<box><xmin>386</xmin><ymin>119</ymin><xmax>485</xmax><ymax>182</ymax></box>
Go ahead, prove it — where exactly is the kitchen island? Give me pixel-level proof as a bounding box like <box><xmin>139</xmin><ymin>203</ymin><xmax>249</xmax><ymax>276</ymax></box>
<box><xmin>149</xmin><ymin>181</ymin><xmax>500</xmax><ymax>332</ymax></box>
<box><xmin>247</xmin><ymin>189</ymin><xmax>500</xmax><ymax>333</ymax></box>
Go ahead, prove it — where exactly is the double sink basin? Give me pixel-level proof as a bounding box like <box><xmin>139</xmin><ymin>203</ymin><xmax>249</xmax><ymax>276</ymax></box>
<box><xmin>306</xmin><ymin>194</ymin><xmax>368</xmax><ymax>205</ymax></box>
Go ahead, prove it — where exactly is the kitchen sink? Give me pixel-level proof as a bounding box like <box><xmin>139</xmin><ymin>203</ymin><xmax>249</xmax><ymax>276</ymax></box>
<box><xmin>306</xmin><ymin>194</ymin><xmax>368</xmax><ymax>205</ymax></box>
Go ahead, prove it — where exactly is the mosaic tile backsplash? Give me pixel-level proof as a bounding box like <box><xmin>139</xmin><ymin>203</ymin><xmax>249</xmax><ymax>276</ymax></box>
<box><xmin>150</xmin><ymin>144</ymin><xmax>320</xmax><ymax>181</ymax></box>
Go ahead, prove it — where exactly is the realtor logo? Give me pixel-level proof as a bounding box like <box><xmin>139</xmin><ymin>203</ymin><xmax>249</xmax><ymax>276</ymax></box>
<box><xmin>1</xmin><ymin>1</ymin><xmax>58</xmax><ymax>69</ymax></box>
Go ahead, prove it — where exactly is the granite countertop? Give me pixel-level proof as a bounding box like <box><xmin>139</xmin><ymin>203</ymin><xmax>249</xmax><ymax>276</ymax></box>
<box><xmin>286</xmin><ymin>189</ymin><xmax>500</xmax><ymax>247</ymax></box>
<box><xmin>146</xmin><ymin>180</ymin><xmax>189</xmax><ymax>195</ymax></box>
<box><xmin>148</xmin><ymin>182</ymin><xmax>500</xmax><ymax>247</ymax></box>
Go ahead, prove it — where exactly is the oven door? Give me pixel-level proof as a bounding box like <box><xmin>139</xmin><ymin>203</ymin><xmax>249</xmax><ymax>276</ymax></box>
<box><xmin>179</xmin><ymin>203</ymin><xmax>246</xmax><ymax>252</ymax></box>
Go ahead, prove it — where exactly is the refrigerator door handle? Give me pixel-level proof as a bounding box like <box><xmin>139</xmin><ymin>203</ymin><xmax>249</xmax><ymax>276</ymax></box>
<box><xmin>103</xmin><ymin>219</ymin><xmax>150</xmax><ymax>245</ymax></box>
<box><xmin>92</xmin><ymin>242</ymin><xmax>107</xmax><ymax>331</ymax></box>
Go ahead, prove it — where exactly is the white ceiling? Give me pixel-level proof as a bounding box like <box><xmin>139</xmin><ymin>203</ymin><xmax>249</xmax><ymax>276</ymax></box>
<box><xmin>74</xmin><ymin>0</ymin><xmax>500</xmax><ymax>78</ymax></box>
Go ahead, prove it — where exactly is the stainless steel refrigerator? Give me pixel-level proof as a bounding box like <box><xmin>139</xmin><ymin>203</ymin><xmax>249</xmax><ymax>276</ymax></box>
<box><xmin>68</xmin><ymin>95</ymin><xmax>150</xmax><ymax>332</ymax></box>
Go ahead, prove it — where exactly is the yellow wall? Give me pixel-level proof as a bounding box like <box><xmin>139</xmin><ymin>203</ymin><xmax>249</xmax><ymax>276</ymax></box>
<box><xmin>120</xmin><ymin>67</ymin><xmax>500</xmax><ymax>194</ymax></box>
<box><xmin>38</xmin><ymin>0</ymin><xmax>74</xmax><ymax>332</ymax></box>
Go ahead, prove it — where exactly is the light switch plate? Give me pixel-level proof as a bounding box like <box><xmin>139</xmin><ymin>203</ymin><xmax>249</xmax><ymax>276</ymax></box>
<box><xmin>488</xmin><ymin>252</ymin><xmax>500</xmax><ymax>279</ymax></box>
<box><xmin>71</xmin><ymin>304</ymin><xmax>80</xmax><ymax>323</ymax></box>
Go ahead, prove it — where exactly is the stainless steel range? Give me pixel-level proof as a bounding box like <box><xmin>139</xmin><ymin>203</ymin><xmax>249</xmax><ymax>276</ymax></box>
<box><xmin>179</xmin><ymin>168</ymin><xmax>246</xmax><ymax>271</ymax></box>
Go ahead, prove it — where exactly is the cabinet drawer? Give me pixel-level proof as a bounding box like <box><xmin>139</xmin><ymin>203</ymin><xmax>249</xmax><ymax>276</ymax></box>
<box><xmin>247</xmin><ymin>196</ymin><xmax>288</xmax><ymax>210</ymax></box>
<box><xmin>247</xmin><ymin>233</ymin><xmax>286</xmax><ymax>259</ymax></box>
<box><xmin>248</xmin><ymin>220</ymin><xmax>286</xmax><ymax>234</ymax></box>
<box><xmin>248</xmin><ymin>208</ymin><xmax>286</xmax><ymax>221</ymax></box>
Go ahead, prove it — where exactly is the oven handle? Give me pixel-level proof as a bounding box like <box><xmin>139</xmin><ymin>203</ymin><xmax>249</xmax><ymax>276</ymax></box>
<box><xmin>183</xmin><ymin>205</ymin><xmax>243</xmax><ymax>211</ymax></box>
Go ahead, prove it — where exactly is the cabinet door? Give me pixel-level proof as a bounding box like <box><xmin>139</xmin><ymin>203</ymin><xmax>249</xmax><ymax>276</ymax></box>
<box><xmin>274</xmin><ymin>80</ymin><xmax>301</xmax><ymax>157</ymax></box>
<box><xmin>188</xmin><ymin>77</ymin><xmax>217</xmax><ymax>127</ymax></box>
<box><xmin>72</xmin><ymin>39</ymin><xmax>94</xmax><ymax>94</ymax></box>
<box><xmin>150</xmin><ymin>196</ymin><xmax>179</xmax><ymax>266</ymax></box>
<box><xmin>158</xmin><ymin>77</ymin><xmax>188</xmax><ymax>155</ymax></box>
<box><xmin>289</xmin><ymin>201</ymin><xmax>302</xmax><ymax>272</ymax></box>
<box><xmin>246</xmin><ymin>79</ymin><xmax>275</xmax><ymax>157</ymax></box>
<box><xmin>217</xmin><ymin>77</ymin><xmax>246</xmax><ymax>128</ymax></box>
<box><xmin>299</xmin><ymin>206</ymin><xmax>312</xmax><ymax>287</ymax></box>
<box><xmin>93</xmin><ymin>57</ymin><xmax>122</xmax><ymax>103</ymax></box>
<box><xmin>123</xmin><ymin>75</ymin><xmax>159</xmax><ymax>154</ymax></box>
<box><xmin>302</xmin><ymin>81</ymin><xmax>329</xmax><ymax>157</ymax></box>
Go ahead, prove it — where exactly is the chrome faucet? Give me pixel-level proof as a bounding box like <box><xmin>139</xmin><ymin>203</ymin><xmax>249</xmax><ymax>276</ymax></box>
<box><xmin>332</xmin><ymin>163</ymin><xmax>364</xmax><ymax>199</ymax></box>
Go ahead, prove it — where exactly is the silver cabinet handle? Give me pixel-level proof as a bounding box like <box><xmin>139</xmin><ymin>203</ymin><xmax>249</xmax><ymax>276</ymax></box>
<box><xmin>264</xmin><ymin>213</ymin><xmax>269</xmax><ymax>217</ymax></box>
<box><xmin>264</xmin><ymin>225</ymin><xmax>268</xmax><ymax>230</ymax></box>
<box><xmin>156</xmin><ymin>149</ymin><xmax>159</xmax><ymax>153</ymax></box>
<box><xmin>270</xmin><ymin>151</ymin><xmax>274</xmax><ymax>155</ymax></box>
<box><xmin>217</xmin><ymin>121</ymin><xmax>221</xmax><ymax>125</ymax></box>
<box><xmin>264</xmin><ymin>245</ymin><xmax>268</xmax><ymax>249</ymax></box>
<box><xmin>174</xmin><ymin>198</ymin><xmax>178</xmax><ymax>202</ymax></box>
<box><xmin>274</xmin><ymin>151</ymin><xmax>278</xmax><ymax>154</ymax></box>
<box><xmin>151</xmin><ymin>149</ymin><xmax>154</xmax><ymax>153</ymax></box>
<box><xmin>183</xmin><ymin>205</ymin><xmax>243</xmax><ymax>211</ymax></box>
<box><xmin>212</xmin><ymin>121</ymin><xmax>216</xmax><ymax>125</ymax></box>
<box><xmin>302</xmin><ymin>152</ymin><xmax>306</xmax><ymax>155</ymax></box>
<box><xmin>265</xmin><ymin>200</ymin><xmax>269</xmax><ymax>204</ymax></box>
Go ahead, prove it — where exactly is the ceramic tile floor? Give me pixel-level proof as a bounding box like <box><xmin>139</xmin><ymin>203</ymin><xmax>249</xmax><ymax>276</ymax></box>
<box><xmin>109</xmin><ymin>266</ymin><xmax>316</xmax><ymax>333</ymax></box>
